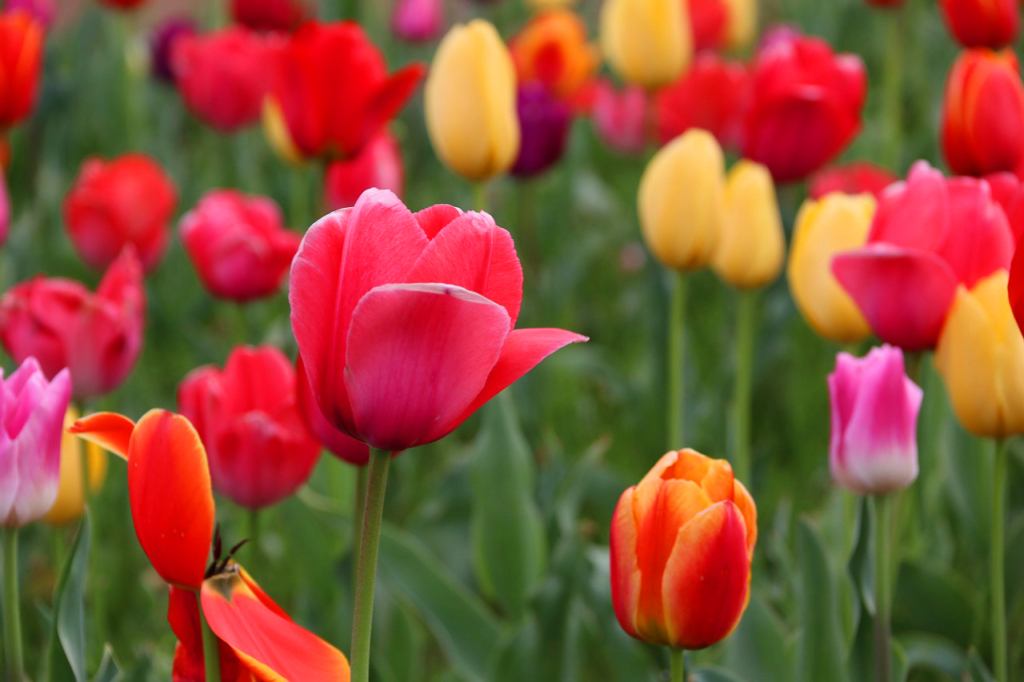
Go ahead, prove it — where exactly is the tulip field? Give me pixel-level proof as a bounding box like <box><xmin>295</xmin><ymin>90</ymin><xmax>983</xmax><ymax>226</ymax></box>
<box><xmin>4</xmin><ymin>0</ymin><xmax>1024</xmax><ymax>680</ymax></box>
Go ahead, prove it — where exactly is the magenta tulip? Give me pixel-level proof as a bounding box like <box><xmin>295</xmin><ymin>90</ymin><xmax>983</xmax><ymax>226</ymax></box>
<box><xmin>290</xmin><ymin>188</ymin><xmax>587</xmax><ymax>452</ymax></box>
<box><xmin>829</xmin><ymin>346</ymin><xmax>921</xmax><ymax>495</ymax></box>
<box><xmin>0</xmin><ymin>357</ymin><xmax>71</xmax><ymax>526</ymax></box>
<box><xmin>391</xmin><ymin>0</ymin><xmax>443</xmax><ymax>43</ymax></box>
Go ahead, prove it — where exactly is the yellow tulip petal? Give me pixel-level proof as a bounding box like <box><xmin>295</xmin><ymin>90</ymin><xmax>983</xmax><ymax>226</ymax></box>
<box><xmin>712</xmin><ymin>160</ymin><xmax>785</xmax><ymax>289</ymax></box>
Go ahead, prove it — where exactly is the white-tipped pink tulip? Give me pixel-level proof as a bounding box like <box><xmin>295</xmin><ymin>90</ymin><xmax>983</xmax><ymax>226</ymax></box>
<box><xmin>0</xmin><ymin>357</ymin><xmax>72</xmax><ymax>527</ymax></box>
<box><xmin>828</xmin><ymin>345</ymin><xmax>922</xmax><ymax>495</ymax></box>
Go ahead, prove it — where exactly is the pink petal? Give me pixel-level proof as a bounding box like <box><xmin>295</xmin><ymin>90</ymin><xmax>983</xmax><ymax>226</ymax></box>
<box><xmin>0</xmin><ymin>168</ymin><xmax>9</xmax><ymax>248</ymax></box>
<box><xmin>296</xmin><ymin>354</ymin><xmax>370</xmax><ymax>467</ymax></box>
<box><xmin>414</xmin><ymin>204</ymin><xmax>462</xmax><ymax>239</ymax></box>
<box><xmin>869</xmin><ymin>161</ymin><xmax>949</xmax><ymax>251</ymax></box>
<box><xmin>832</xmin><ymin>246</ymin><xmax>959</xmax><ymax>351</ymax></box>
<box><xmin>827</xmin><ymin>351</ymin><xmax>862</xmax><ymax>478</ymax></box>
<box><xmin>937</xmin><ymin>178</ymin><xmax>1014</xmax><ymax>288</ymax></box>
<box><xmin>344</xmin><ymin>283</ymin><xmax>510</xmax><ymax>451</ymax></box>
<box><xmin>405</xmin><ymin>211</ymin><xmax>524</xmax><ymax>326</ymax></box>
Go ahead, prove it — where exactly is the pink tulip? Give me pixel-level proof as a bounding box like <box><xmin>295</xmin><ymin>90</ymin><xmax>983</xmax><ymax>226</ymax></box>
<box><xmin>391</xmin><ymin>0</ymin><xmax>443</xmax><ymax>43</ymax></box>
<box><xmin>828</xmin><ymin>346</ymin><xmax>921</xmax><ymax>495</ymax></box>
<box><xmin>590</xmin><ymin>79</ymin><xmax>649</xmax><ymax>155</ymax></box>
<box><xmin>0</xmin><ymin>167</ymin><xmax>9</xmax><ymax>247</ymax></box>
<box><xmin>0</xmin><ymin>357</ymin><xmax>71</xmax><ymax>527</ymax></box>
<box><xmin>983</xmin><ymin>171</ymin><xmax>1024</xmax><ymax>242</ymax></box>
<box><xmin>323</xmin><ymin>132</ymin><xmax>404</xmax><ymax>211</ymax></box>
<box><xmin>296</xmin><ymin>354</ymin><xmax>369</xmax><ymax>466</ymax></box>
<box><xmin>832</xmin><ymin>161</ymin><xmax>1014</xmax><ymax>350</ymax></box>
<box><xmin>290</xmin><ymin>189</ymin><xmax>587</xmax><ymax>452</ymax></box>
<box><xmin>179</xmin><ymin>190</ymin><xmax>301</xmax><ymax>302</ymax></box>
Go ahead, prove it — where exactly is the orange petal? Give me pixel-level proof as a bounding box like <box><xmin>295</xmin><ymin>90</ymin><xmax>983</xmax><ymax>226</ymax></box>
<box><xmin>609</xmin><ymin>487</ymin><xmax>641</xmax><ymax>640</ymax></box>
<box><xmin>68</xmin><ymin>412</ymin><xmax>135</xmax><ymax>461</ymax></box>
<box><xmin>661</xmin><ymin>500</ymin><xmax>751</xmax><ymax>650</ymax></box>
<box><xmin>129</xmin><ymin>410</ymin><xmax>215</xmax><ymax>590</ymax></box>
<box><xmin>699</xmin><ymin>458</ymin><xmax>735</xmax><ymax>503</ymax></box>
<box><xmin>732</xmin><ymin>480</ymin><xmax>758</xmax><ymax>558</ymax></box>
<box><xmin>201</xmin><ymin>568</ymin><xmax>351</xmax><ymax>682</ymax></box>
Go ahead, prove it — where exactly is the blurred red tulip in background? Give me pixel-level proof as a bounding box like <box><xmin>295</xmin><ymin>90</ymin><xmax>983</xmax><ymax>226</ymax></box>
<box><xmin>0</xmin><ymin>10</ymin><xmax>43</xmax><ymax>130</ymax></box>
<box><xmin>94</xmin><ymin>0</ymin><xmax>148</xmax><ymax>10</ymax></box>
<box><xmin>324</xmin><ymin>132</ymin><xmax>404</xmax><ymax>211</ymax></box>
<box><xmin>939</xmin><ymin>0</ymin><xmax>1018</xmax><ymax>49</ymax></box>
<box><xmin>231</xmin><ymin>0</ymin><xmax>309</xmax><ymax>32</ymax></box>
<box><xmin>656</xmin><ymin>53</ymin><xmax>749</xmax><ymax>150</ymax></box>
<box><xmin>510</xmin><ymin>9</ymin><xmax>598</xmax><ymax>106</ymax></box>
<box><xmin>808</xmin><ymin>161</ymin><xmax>898</xmax><ymax>200</ymax></box>
<box><xmin>64</xmin><ymin>153</ymin><xmax>178</xmax><ymax>273</ymax></box>
<box><xmin>590</xmin><ymin>78</ymin><xmax>649</xmax><ymax>155</ymax></box>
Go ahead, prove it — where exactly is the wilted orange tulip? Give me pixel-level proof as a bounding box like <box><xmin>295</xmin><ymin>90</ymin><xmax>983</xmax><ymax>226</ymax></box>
<box><xmin>510</xmin><ymin>10</ymin><xmax>598</xmax><ymax>105</ymax></box>
<box><xmin>611</xmin><ymin>449</ymin><xmax>756</xmax><ymax>650</ymax></box>
<box><xmin>0</xmin><ymin>10</ymin><xmax>42</xmax><ymax>130</ymax></box>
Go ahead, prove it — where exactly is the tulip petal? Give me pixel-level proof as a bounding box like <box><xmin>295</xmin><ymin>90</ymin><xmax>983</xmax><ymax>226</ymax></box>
<box><xmin>441</xmin><ymin>328</ymin><xmax>588</xmax><ymax>439</ymax></box>
<box><xmin>938</xmin><ymin>178</ymin><xmax>1014</xmax><ymax>288</ymax></box>
<box><xmin>344</xmin><ymin>283</ymin><xmax>510</xmax><ymax>450</ymax></box>
<box><xmin>201</xmin><ymin>568</ymin><xmax>351</xmax><ymax>682</ymax></box>
<box><xmin>128</xmin><ymin>410</ymin><xmax>215</xmax><ymax>589</ymax></box>
<box><xmin>296</xmin><ymin>354</ymin><xmax>370</xmax><ymax>466</ymax></box>
<box><xmin>661</xmin><ymin>500</ymin><xmax>751</xmax><ymax>650</ymax></box>
<box><xmin>414</xmin><ymin>204</ymin><xmax>462</xmax><ymax>239</ymax></box>
<box><xmin>732</xmin><ymin>480</ymin><xmax>758</xmax><ymax>557</ymax></box>
<box><xmin>68</xmin><ymin>412</ymin><xmax>135</xmax><ymax>460</ymax></box>
<box><xmin>365</xmin><ymin>63</ymin><xmax>426</xmax><ymax>144</ymax></box>
<box><xmin>610</xmin><ymin>487</ymin><xmax>641</xmax><ymax>640</ymax></box>
<box><xmin>832</xmin><ymin>246</ymin><xmax>959</xmax><ymax>351</ymax></box>
<box><xmin>168</xmin><ymin>586</ymin><xmax>251</xmax><ymax>682</ymax></box>
<box><xmin>1009</xmin><ymin>237</ymin><xmax>1024</xmax><ymax>335</ymax></box>
<box><xmin>870</xmin><ymin>162</ymin><xmax>948</xmax><ymax>251</ymax></box>
<box><xmin>405</xmin><ymin>211</ymin><xmax>524</xmax><ymax>325</ymax></box>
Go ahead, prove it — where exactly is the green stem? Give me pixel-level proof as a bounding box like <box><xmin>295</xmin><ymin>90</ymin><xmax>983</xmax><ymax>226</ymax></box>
<box><xmin>350</xmin><ymin>450</ymin><xmax>392</xmax><ymax>682</ymax></box>
<box><xmin>731</xmin><ymin>291</ymin><xmax>757</xmax><ymax>485</ymax></box>
<box><xmin>667</xmin><ymin>272</ymin><xmax>688</xmax><ymax>448</ymax></box>
<box><xmin>880</xmin><ymin>4</ymin><xmax>905</xmax><ymax>170</ymax></box>
<box><xmin>473</xmin><ymin>182</ymin><xmax>487</xmax><ymax>213</ymax></box>
<box><xmin>2</xmin><ymin>527</ymin><xmax>23</xmax><ymax>682</ymax></box>
<box><xmin>352</xmin><ymin>464</ymin><xmax>368</xmax><ymax>597</ymax></box>
<box><xmin>669</xmin><ymin>648</ymin><xmax>685</xmax><ymax>682</ymax></box>
<box><xmin>873</xmin><ymin>494</ymin><xmax>893</xmax><ymax>682</ymax></box>
<box><xmin>198</xmin><ymin>592</ymin><xmax>221</xmax><ymax>682</ymax></box>
<box><xmin>992</xmin><ymin>439</ymin><xmax>1008</xmax><ymax>682</ymax></box>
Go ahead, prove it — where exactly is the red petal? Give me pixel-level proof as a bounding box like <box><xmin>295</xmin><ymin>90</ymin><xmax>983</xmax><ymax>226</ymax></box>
<box><xmin>364</xmin><ymin>63</ymin><xmax>426</xmax><ymax>142</ymax></box>
<box><xmin>296</xmin><ymin>354</ymin><xmax>370</xmax><ymax>466</ymax></box>
<box><xmin>937</xmin><ymin>177</ymin><xmax>1014</xmax><ymax>287</ymax></box>
<box><xmin>832</xmin><ymin>246</ymin><xmax>959</xmax><ymax>351</ymax></box>
<box><xmin>869</xmin><ymin>162</ymin><xmax>948</xmax><ymax>251</ymax></box>
<box><xmin>168</xmin><ymin>586</ymin><xmax>251</xmax><ymax>682</ymax></box>
<box><xmin>201</xmin><ymin>569</ymin><xmax>351</xmax><ymax>682</ymax></box>
<box><xmin>129</xmin><ymin>410</ymin><xmax>215</xmax><ymax>589</ymax></box>
<box><xmin>344</xmin><ymin>283</ymin><xmax>510</xmax><ymax>450</ymax></box>
<box><xmin>610</xmin><ymin>488</ymin><xmax>641</xmax><ymax>640</ymax></box>
<box><xmin>68</xmin><ymin>411</ymin><xmax>134</xmax><ymax>460</ymax></box>
<box><xmin>413</xmin><ymin>204</ymin><xmax>462</xmax><ymax>239</ymax></box>
<box><xmin>1010</xmin><ymin>237</ymin><xmax>1024</xmax><ymax>336</ymax></box>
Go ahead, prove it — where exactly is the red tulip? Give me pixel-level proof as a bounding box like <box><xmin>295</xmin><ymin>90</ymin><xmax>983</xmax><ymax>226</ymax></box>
<box><xmin>70</xmin><ymin>410</ymin><xmax>351</xmax><ymax>679</ymax></box>
<box><xmin>655</xmin><ymin>53</ymin><xmax>749</xmax><ymax>150</ymax></box>
<box><xmin>324</xmin><ymin>132</ymin><xmax>404</xmax><ymax>211</ymax></box>
<box><xmin>264</xmin><ymin>21</ymin><xmax>426</xmax><ymax>161</ymax></box>
<box><xmin>688</xmin><ymin>0</ymin><xmax>729</xmax><ymax>50</ymax></box>
<box><xmin>168</xmin><ymin>585</ymin><xmax>251</xmax><ymax>682</ymax></box>
<box><xmin>832</xmin><ymin>161</ymin><xmax>1014</xmax><ymax>350</ymax></box>
<box><xmin>985</xmin><ymin>171</ymin><xmax>1024</xmax><ymax>241</ymax></box>
<box><xmin>0</xmin><ymin>10</ymin><xmax>42</xmax><ymax>130</ymax></box>
<box><xmin>741</xmin><ymin>31</ymin><xmax>867</xmax><ymax>183</ymax></box>
<box><xmin>590</xmin><ymin>78</ymin><xmax>649</xmax><ymax>155</ymax></box>
<box><xmin>808</xmin><ymin>161</ymin><xmax>898</xmax><ymax>200</ymax></box>
<box><xmin>95</xmin><ymin>0</ymin><xmax>147</xmax><ymax>9</ymax></box>
<box><xmin>178</xmin><ymin>345</ymin><xmax>322</xmax><ymax>510</ymax></box>
<box><xmin>942</xmin><ymin>49</ymin><xmax>1024</xmax><ymax>177</ymax></box>
<box><xmin>179</xmin><ymin>190</ymin><xmax>300</xmax><ymax>302</ymax></box>
<box><xmin>231</xmin><ymin>0</ymin><xmax>309</xmax><ymax>32</ymax></box>
<box><xmin>290</xmin><ymin>188</ymin><xmax>587</xmax><ymax>452</ymax></box>
<box><xmin>171</xmin><ymin>27</ymin><xmax>277</xmax><ymax>133</ymax></box>
<box><xmin>939</xmin><ymin>0</ymin><xmax>1018</xmax><ymax>49</ymax></box>
<box><xmin>0</xmin><ymin>249</ymin><xmax>144</xmax><ymax>400</ymax></box>
<box><xmin>296</xmin><ymin>355</ymin><xmax>370</xmax><ymax>466</ymax></box>
<box><xmin>64</xmin><ymin>153</ymin><xmax>178</xmax><ymax>273</ymax></box>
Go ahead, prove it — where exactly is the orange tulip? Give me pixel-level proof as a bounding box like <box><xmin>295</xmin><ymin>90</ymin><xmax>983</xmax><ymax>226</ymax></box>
<box><xmin>0</xmin><ymin>10</ymin><xmax>42</xmax><ymax>130</ymax></box>
<box><xmin>509</xmin><ymin>10</ymin><xmax>598</xmax><ymax>104</ymax></box>
<box><xmin>610</xmin><ymin>449</ymin><xmax>756</xmax><ymax>650</ymax></box>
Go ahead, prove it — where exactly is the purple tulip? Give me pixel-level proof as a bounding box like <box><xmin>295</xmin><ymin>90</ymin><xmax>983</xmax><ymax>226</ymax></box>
<box><xmin>828</xmin><ymin>345</ymin><xmax>922</xmax><ymax>495</ymax></box>
<box><xmin>512</xmin><ymin>82</ymin><xmax>572</xmax><ymax>178</ymax></box>
<box><xmin>391</xmin><ymin>0</ymin><xmax>443</xmax><ymax>43</ymax></box>
<box><xmin>0</xmin><ymin>358</ymin><xmax>71</xmax><ymax>527</ymax></box>
<box><xmin>150</xmin><ymin>17</ymin><xmax>197</xmax><ymax>84</ymax></box>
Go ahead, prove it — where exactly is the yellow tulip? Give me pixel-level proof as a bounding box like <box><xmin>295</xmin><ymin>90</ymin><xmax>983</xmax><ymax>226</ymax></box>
<box><xmin>711</xmin><ymin>160</ymin><xmax>784</xmax><ymax>289</ymax></box>
<box><xmin>526</xmin><ymin>0</ymin><xmax>577</xmax><ymax>9</ymax></box>
<box><xmin>44</xmin><ymin>407</ymin><xmax>107</xmax><ymax>526</ymax></box>
<box><xmin>723</xmin><ymin>0</ymin><xmax>757</xmax><ymax>50</ymax></box>
<box><xmin>787</xmin><ymin>193</ymin><xmax>874</xmax><ymax>343</ymax></box>
<box><xmin>599</xmin><ymin>0</ymin><xmax>690</xmax><ymax>89</ymax></box>
<box><xmin>425</xmin><ymin>20</ymin><xmax>521</xmax><ymax>182</ymax></box>
<box><xmin>935</xmin><ymin>270</ymin><xmax>1024</xmax><ymax>439</ymax></box>
<box><xmin>638</xmin><ymin>129</ymin><xmax>724</xmax><ymax>271</ymax></box>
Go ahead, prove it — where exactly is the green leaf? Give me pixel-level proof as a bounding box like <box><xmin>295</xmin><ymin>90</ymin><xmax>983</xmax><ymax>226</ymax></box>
<box><xmin>722</xmin><ymin>593</ymin><xmax>795</xmax><ymax>680</ymax></box>
<box><xmin>378</xmin><ymin>523</ymin><xmax>502</xmax><ymax>682</ymax></box>
<box><xmin>796</xmin><ymin>519</ymin><xmax>849</xmax><ymax>682</ymax></box>
<box><xmin>691</xmin><ymin>666</ymin><xmax>748</xmax><ymax>682</ymax></box>
<box><xmin>90</xmin><ymin>645</ymin><xmax>122</xmax><ymax>682</ymax></box>
<box><xmin>47</xmin><ymin>515</ymin><xmax>91</xmax><ymax>682</ymax></box>
<box><xmin>900</xmin><ymin>633</ymin><xmax>968</xmax><ymax>678</ymax></box>
<box><xmin>469</xmin><ymin>395</ymin><xmax>547</xmax><ymax>619</ymax></box>
<box><xmin>892</xmin><ymin>561</ymin><xmax>975</xmax><ymax>648</ymax></box>
<box><xmin>968</xmin><ymin>650</ymin><xmax>996</xmax><ymax>682</ymax></box>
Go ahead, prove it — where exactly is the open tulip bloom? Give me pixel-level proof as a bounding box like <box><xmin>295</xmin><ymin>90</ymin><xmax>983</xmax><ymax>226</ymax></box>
<box><xmin>71</xmin><ymin>410</ymin><xmax>351</xmax><ymax>681</ymax></box>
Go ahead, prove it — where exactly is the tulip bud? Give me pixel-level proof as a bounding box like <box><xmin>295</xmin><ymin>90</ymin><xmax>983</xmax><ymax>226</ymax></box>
<box><xmin>425</xmin><ymin>20</ymin><xmax>521</xmax><ymax>181</ymax></box>
<box><xmin>787</xmin><ymin>194</ymin><xmax>874</xmax><ymax>343</ymax></box>
<box><xmin>44</xmin><ymin>407</ymin><xmax>107</xmax><ymax>526</ymax></box>
<box><xmin>511</xmin><ymin>83</ymin><xmax>572</xmax><ymax>178</ymax></box>
<box><xmin>935</xmin><ymin>270</ymin><xmax>1024</xmax><ymax>439</ymax></box>
<box><xmin>610</xmin><ymin>449</ymin><xmax>756</xmax><ymax>649</ymax></box>
<box><xmin>599</xmin><ymin>0</ymin><xmax>690</xmax><ymax>89</ymax></box>
<box><xmin>0</xmin><ymin>358</ymin><xmax>71</xmax><ymax>527</ymax></box>
<box><xmin>638</xmin><ymin>129</ymin><xmax>724</xmax><ymax>271</ymax></box>
<box><xmin>942</xmin><ymin>49</ymin><xmax>1024</xmax><ymax>177</ymax></box>
<box><xmin>828</xmin><ymin>346</ymin><xmax>921</xmax><ymax>495</ymax></box>
<box><xmin>721</xmin><ymin>0</ymin><xmax>756</xmax><ymax>50</ymax></box>
<box><xmin>510</xmin><ymin>9</ymin><xmax>598</xmax><ymax>103</ymax></box>
<box><xmin>808</xmin><ymin>161</ymin><xmax>897</xmax><ymax>200</ymax></box>
<box><xmin>939</xmin><ymin>0</ymin><xmax>1018</xmax><ymax>49</ymax></box>
<box><xmin>591</xmin><ymin>79</ymin><xmax>649</xmax><ymax>155</ymax></box>
<box><xmin>711</xmin><ymin>161</ymin><xmax>784</xmax><ymax>289</ymax></box>
<box><xmin>324</xmin><ymin>132</ymin><xmax>404</xmax><ymax>211</ymax></box>
<box><xmin>391</xmin><ymin>0</ymin><xmax>443</xmax><ymax>43</ymax></box>
<box><xmin>0</xmin><ymin>10</ymin><xmax>43</xmax><ymax>130</ymax></box>
<box><xmin>656</xmin><ymin>53</ymin><xmax>749</xmax><ymax>150</ymax></box>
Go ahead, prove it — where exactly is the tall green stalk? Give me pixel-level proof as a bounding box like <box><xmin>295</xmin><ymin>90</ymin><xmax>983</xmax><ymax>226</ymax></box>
<box><xmin>667</xmin><ymin>272</ymin><xmax>688</xmax><ymax>448</ymax></box>
<box><xmin>198</xmin><ymin>593</ymin><xmax>221</xmax><ymax>682</ymax></box>
<box><xmin>2</xmin><ymin>527</ymin><xmax>23</xmax><ymax>682</ymax></box>
<box><xmin>352</xmin><ymin>464</ymin><xmax>368</xmax><ymax>597</ymax></box>
<box><xmin>731</xmin><ymin>291</ymin><xmax>757</xmax><ymax>484</ymax></box>
<box><xmin>991</xmin><ymin>439</ymin><xmax>1008</xmax><ymax>682</ymax></box>
<box><xmin>350</xmin><ymin>450</ymin><xmax>392</xmax><ymax>682</ymax></box>
<box><xmin>880</xmin><ymin>3</ymin><xmax>905</xmax><ymax>170</ymax></box>
<box><xmin>873</xmin><ymin>494</ymin><xmax>893</xmax><ymax>682</ymax></box>
<box><xmin>669</xmin><ymin>649</ymin><xmax>685</xmax><ymax>682</ymax></box>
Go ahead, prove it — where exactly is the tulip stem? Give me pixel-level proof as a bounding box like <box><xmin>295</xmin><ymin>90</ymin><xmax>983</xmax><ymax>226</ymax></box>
<box><xmin>731</xmin><ymin>291</ymin><xmax>757</xmax><ymax>485</ymax></box>
<box><xmin>197</xmin><ymin>592</ymin><xmax>221</xmax><ymax>682</ymax></box>
<box><xmin>873</xmin><ymin>494</ymin><xmax>893</xmax><ymax>682</ymax></box>
<box><xmin>668</xmin><ymin>271</ymin><xmax>688</xmax><ymax>448</ymax></box>
<box><xmin>880</xmin><ymin>2</ymin><xmax>905</xmax><ymax>170</ymax></box>
<box><xmin>991</xmin><ymin>439</ymin><xmax>1008</xmax><ymax>682</ymax></box>
<box><xmin>2</xmin><ymin>527</ymin><xmax>23</xmax><ymax>682</ymax></box>
<box><xmin>350</xmin><ymin>449</ymin><xmax>392</xmax><ymax>682</ymax></box>
<box><xmin>473</xmin><ymin>182</ymin><xmax>487</xmax><ymax>213</ymax></box>
<box><xmin>669</xmin><ymin>648</ymin><xmax>685</xmax><ymax>682</ymax></box>
<box><xmin>352</xmin><ymin>464</ymin><xmax>367</xmax><ymax>596</ymax></box>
